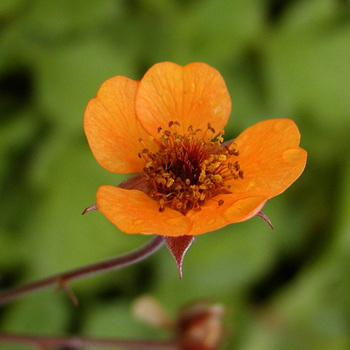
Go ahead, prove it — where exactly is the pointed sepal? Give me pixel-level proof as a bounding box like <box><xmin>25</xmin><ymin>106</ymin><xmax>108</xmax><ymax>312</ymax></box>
<box><xmin>257</xmin><ymin>211</ymin><xmax>274</xmax><ymax>230</ymax></box>
<box><xmin>164</xmin><ymin>236</ymin><xmax>195</xmax><ymax>279</ymax></box>
<box><xmin>82</xmin><ymin>203</ymin><xmax>98</xmax><ymax>215</ymax></box>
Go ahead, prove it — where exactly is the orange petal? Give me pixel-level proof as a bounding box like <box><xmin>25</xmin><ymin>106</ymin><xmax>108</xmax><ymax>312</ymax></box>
<box><xmin>84</xmin><ymin>76</ymin><xmax>157</xmax><ymax>174</ymax></box>
<box><xmin>187</xmin><ymin>194</ymin><xmax>267</xmax><ymax>236</ymax></box>
<box><xmin>229</xmin><ymin>119</ymin><xmax>307</xmax><ymax>198</ymax></box>
<box><xmin>97</xmin><ymin>186</ymin><xmax>191</xmax><ymax>236</ymax></box>
<box><xmin>135</xmin><ymin>62</ymin><xmax>231</xmax><ymax>139</ymax></box>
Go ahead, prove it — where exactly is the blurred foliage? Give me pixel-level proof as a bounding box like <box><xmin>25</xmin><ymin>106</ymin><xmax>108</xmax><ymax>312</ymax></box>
<box><xmin>1</xmin><ymin>0</ymin><xmax>350</xmax><ymax>349</ymax></box>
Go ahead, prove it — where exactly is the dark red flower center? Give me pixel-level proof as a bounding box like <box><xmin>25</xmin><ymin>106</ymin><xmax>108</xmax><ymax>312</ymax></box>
<box><xmin>139</xmin><ymin>122</ymin><xmax>243</xmax><ymax>214</ymax></box>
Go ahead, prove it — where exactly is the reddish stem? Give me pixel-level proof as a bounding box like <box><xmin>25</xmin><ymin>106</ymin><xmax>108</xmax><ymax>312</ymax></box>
<box><xmin>0</xmin><ymin>236</ymin><xmax>164</xmax><ymax>305</ymax></box>
<box><xmin>0</xmin><ymin>332</ymin><xmax>179</xmax><ymax>349</ymax></box>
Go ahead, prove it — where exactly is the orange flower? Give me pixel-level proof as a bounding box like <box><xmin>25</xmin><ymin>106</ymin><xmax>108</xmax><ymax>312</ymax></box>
<box><xmin>84</xmin><ymin>62</ymin><xmax>307</xmax><ymax>238</ymax></box>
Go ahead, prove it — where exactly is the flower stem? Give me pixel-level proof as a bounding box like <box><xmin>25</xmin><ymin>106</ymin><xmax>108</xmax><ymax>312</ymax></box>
<box><xmin>0</xmin><ymin>332</ymin><xmax>179</xmax><ymax>349</ymax></box>
<box><xmin>0</xmin><ymin>236</ymin><xmax>164</xmax><ymax>305</ymax></box>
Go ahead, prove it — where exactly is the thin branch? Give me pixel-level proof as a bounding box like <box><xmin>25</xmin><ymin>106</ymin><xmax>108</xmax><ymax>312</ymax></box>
<box><xmin>0</xmin><ymin>332</ymin><xmax>179</xmax><ymax>349</ymax></box>
<box><xmin>0</xmin><ymin>236</ymin><xmax>164</xmax><ymax>306</ymax></box>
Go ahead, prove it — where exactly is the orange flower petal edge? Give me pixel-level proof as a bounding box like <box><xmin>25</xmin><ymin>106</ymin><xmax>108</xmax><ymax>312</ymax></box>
<box><xmin>85</xmin><ymin>62</ymin><xmax>307</xmax><ymax>239</ymax></box>
<box><xmin>84</xmin><ymin>76</ymin><xmax>157</xmax><ymax>174</ymax></box>
<box><xmin>186</xmin><ymin>195</ymin><xmax>268</xmax><ymax>236</ymax></box>
<box><xmin>97</xmin><ymin>186</ymin><xmax>191</xmax><ymax>236</ymax></box>
<box><xmin>135</xmin><ymin>62</ymin><xmax>231</xmax><ymax>140</ymax></box>
<box><xmin>96</xmin><ymin>186</ymin><xmax>268</xmax><ymax>237</ymax></box>
<box><xmin>229</xmin><ymin>118</ymin><xmax>307</xmax><ymax>199</ymax></box>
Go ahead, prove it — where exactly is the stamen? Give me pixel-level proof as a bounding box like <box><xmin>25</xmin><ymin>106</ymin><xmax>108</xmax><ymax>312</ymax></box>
<box><xmin>141</xmin><ymin>122</ymin><xmax>243</xmax><ymax>214</ymax></box>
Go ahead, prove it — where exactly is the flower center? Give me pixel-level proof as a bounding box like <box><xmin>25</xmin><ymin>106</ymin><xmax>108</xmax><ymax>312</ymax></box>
<box><xmin>139</xmin><ymin>122</ymin><xmax>243</xmax><ymax>214</ymax></box>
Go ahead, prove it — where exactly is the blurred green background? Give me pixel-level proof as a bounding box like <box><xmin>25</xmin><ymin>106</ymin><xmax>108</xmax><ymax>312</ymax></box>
<box><xmin>1</xmin><ymin>0</ymin><xmax>350</xmax><ymax>349</ymax></box>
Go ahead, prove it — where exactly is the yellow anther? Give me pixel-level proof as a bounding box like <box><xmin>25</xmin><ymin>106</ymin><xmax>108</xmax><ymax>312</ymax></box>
<box><xmin>198</xmin><ymin>173</ymin><xmax>206</xmax><ymax>183</ymax></box>
<box><xmin>156</xmin><ymin>177</ymin><xmax>166</xmax><ymax>185</ymax></box>
<box><xmin>176</xmin><ymin>202</ymin><xmax>183</xmax><ymax>210</ymax></box>
<box><xmin>142</xmin><ymin>120</ymin><xmax>243</xmax><ymax>215</ymax></box>
<box><xmin>214</xmin><ymin>174</ymin><xmax>222</xmax><ymax>182</ymax></box>
<box><xmin>204</xmin><ymin>178</ymin><xmax>211</xmax><ymax>185</ymax></box>
<box><xmin>166</xmin><ymin>178</ymin><xmax>175</xmax><ymax>188</ymax></box>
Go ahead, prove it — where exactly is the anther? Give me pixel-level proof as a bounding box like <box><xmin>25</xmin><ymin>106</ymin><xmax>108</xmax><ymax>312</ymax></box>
<box><xmin>198</xmin><ymin>173</ymin><xmax>206</xmax><ymax>183</ymax></box>
<box><xmin>166</xmin><ymin>178</ymin><xmax>175</xmax><ymax>188</ymax></box>
<box><xmin>218</xmin><ymin>199</ymin><xmax>224</xmax><ymax>206</ymax></box>
<box><xmin>156</xmin><ymin>177</ymin><xmax>166</xmax><ymax>185</ymax></box>
<box><xmin>214</xmin><ymin>174</ymin><xmax>222</xmax><ymax>182</ymax></box>
<box><xmin>176</xmin><ymin>202</ymin><xmax>183</xmax><ymax>210</ymax></box>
